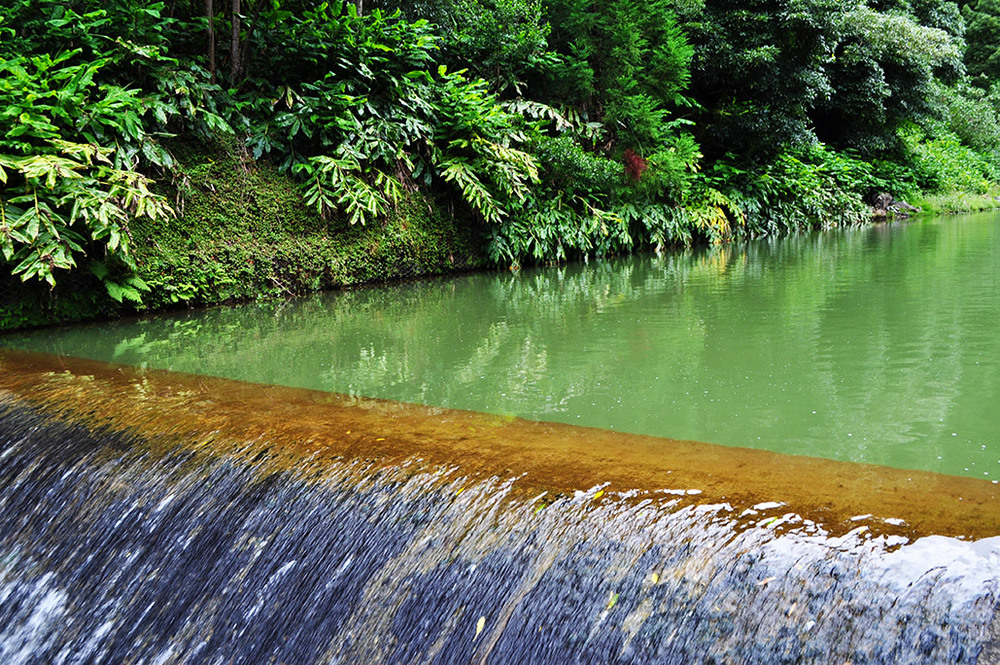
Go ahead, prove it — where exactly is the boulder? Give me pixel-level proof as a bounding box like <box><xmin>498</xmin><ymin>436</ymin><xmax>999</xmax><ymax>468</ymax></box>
<box><xmin>870</xmin><ymin>191</ymin><xmax>919</xmax><ymax>218</ymax></box>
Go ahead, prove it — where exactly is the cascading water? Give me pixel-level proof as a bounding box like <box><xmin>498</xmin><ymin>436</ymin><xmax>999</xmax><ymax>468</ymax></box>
<box><xmin>0</xmin><ymin>348</ymin><xmax>997</xmax><ymax>664</ymax></box>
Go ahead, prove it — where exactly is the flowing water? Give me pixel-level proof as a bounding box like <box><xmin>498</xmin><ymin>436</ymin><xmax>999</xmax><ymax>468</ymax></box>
<box><xmin>1</xmin><ymin>214</ymin><xmax>1000</xmax><ymax>663</ymax></box>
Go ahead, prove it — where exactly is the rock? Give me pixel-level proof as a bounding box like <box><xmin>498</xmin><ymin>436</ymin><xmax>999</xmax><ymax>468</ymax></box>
<box><xmin>871</xmin><ymin>192</ymin><xmax>894</xmax><ymax>211</ymax></box>
<box><xmin>870</xmin><ymin>192</ymin><xmax>919</xmax><ymax>219</ymax></box>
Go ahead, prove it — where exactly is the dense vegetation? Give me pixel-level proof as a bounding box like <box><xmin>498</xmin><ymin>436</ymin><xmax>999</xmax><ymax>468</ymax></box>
<box><xmin>2</xmin><ymin>0</ymin><xmax>999</xmax><ymax>302</ymax></box>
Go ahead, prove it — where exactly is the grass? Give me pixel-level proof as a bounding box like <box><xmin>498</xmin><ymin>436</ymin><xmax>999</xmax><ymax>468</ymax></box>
<box><xmin>911</xmin><ymin>188</ymin><xmax>1000</xmax><ymax>215</ymax></box>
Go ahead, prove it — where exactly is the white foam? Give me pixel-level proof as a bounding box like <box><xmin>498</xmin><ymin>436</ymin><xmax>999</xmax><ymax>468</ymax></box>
<box><xmin>879</xmin><ymin>535</ymin><xmax>1000</xmax><ymax>595</ymax></box>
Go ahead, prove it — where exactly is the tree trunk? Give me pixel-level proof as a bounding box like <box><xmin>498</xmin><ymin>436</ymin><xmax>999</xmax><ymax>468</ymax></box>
<box><xmin>355</xmin><ymin>0</ymin><xmax>363</xmax><ymax>16</ymax></box>
<box><xmin>230</xmin><ymin>0</ymin><xmax>242</xmax><ymax>83</ymax></box>
<box><xmin>205</xmin><ymin>0</ymin><xmax>216</xmax><ymax>84</ymax></box>
<box><xmin>237</xmin><ymin>0</ymin><xmax>265</xmax><ymax>85</ymax></box>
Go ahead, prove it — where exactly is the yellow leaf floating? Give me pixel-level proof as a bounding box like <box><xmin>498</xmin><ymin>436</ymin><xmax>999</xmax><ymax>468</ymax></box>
<box><xmin>607</xmin><ymin>591</ymin><xmax>619</xmax><ymax>610</ymax></box>
<box><xmin>475</xmin><ymin>616</ymin><xmax>486</xmax><ymax>639</ymax></box>
<box><xmin>651</xmin><ymin>573</ymin><xmax>659</xmax><ymax>585</ymax></box>
<box><xmin>593</xmin><ymin>490</ymin><xmax>604</xmax><ymax>500</ymax></box>
<box><xmin>375</xmin><ymin>438</ymin><xmax>385</xmax><ymax>442</ymax></box>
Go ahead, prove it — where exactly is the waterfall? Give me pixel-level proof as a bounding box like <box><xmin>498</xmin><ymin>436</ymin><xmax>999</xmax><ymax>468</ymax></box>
<box><xmin>0</xmin><ymin>349</ymin><xmax>997</xmax><ymax>664</ymax></box>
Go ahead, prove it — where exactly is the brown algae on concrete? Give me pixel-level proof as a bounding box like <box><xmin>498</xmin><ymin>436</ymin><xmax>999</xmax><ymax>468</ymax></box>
<box><xmin>0</xmin><ymin>347</ymin><xmax>995</xmax><ymax>540</ymax></box>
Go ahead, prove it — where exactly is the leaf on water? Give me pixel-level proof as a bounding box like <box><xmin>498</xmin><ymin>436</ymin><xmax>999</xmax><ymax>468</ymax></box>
<box><xmin>607</xmin><ymin>591</ymin><xmax>619</xmax><ymax>610</ymax></box>
<box><xmin>475</xmin><ymin>616</ymin><xmax>485</xmax><ymax>639</ymax></box>
<box><xmin>593</xmin><ymin>490</ymin><xmax>604</xmax><ymax>500</ymax></box>
<box><xmin>375</xmin><ymin>437</ymin><xmax>385</xmax><ymax>442</ymax></box>
<box><xmin>651</xmin><ymin>573</ymin><xmax>659</xmax><ymax>584</ymax></box>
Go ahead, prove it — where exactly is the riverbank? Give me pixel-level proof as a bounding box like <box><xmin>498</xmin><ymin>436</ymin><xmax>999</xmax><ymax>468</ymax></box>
<box><xmin>0</xmin><ymin>140</ymin><xmax>486</xmax><ymax>332</ymax></box>
<box><xmin>913</xmin><ymin>190</ymin><xmax>1000</xmax><ymax>215</ymax></box>
<box><xmin>2</xmin><ymin>140</ymin><xmax>998</xmax><ymax>334</ymax></box>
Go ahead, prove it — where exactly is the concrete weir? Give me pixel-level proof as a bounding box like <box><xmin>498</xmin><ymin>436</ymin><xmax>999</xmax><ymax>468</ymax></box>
<box><xmin>0</xmin><ymin>348</ymin><xmax>997</xmax><ymax>663</ymax></box>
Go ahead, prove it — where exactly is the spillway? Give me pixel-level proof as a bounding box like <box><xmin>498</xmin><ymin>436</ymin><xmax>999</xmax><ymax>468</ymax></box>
<box><xmin>0</xmin><ymin>349</ymin><xmax>997</xmax><ymax>664</ymax></box>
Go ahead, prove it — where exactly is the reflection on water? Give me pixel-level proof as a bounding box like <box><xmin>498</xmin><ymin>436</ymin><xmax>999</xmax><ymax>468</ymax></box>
<box><xmin>5</xmin><ymin>214</ymin><xmax>1000</xmax><ymax>478</ymax></box>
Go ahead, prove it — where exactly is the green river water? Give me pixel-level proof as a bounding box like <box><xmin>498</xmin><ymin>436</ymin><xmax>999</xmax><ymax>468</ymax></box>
<box><xmin>5</xmin><ymin>213</ymin><xmax>1000</xmax><ymax>480</ymax></box>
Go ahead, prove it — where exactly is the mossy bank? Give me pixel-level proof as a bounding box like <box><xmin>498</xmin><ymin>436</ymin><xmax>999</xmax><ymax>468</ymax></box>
<box><xmin>3</xmin><ymin>138</ymin><xmax>997</xmax><ymax>333</ymax></box>
<box><xmin>0</xmin><ymin>140</ymin><xmax>485</xmax><ymax>333</ymax></box>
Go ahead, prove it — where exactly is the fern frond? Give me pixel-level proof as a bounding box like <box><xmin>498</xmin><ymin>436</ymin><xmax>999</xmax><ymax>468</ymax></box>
<box><xmin>440</xmin><ymin>158</ymin><xmax>504</xmax><ymax>224</ymax></box>
<box><xmin>501</xmin><ymin>99</ymin><xmax>574</xmax><ymax>131</ymax></box>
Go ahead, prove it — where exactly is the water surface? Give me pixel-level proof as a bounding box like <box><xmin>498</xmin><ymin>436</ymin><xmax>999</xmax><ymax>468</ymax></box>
<box><xmin>6</xmin><ymin>213</ymin><xmax>1000</xmax><ymax>478</ymax></box>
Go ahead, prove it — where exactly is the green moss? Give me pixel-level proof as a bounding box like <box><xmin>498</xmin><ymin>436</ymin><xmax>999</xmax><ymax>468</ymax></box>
<box><xmin>0</xmin><ymin>138</ymin><xmax>486</xmax><ymax>332</ymax></box>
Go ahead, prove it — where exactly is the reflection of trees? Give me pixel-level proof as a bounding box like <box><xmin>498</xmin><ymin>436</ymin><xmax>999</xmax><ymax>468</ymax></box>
<box><xmin>6</xmin><ymin>215</ymin><xmax>1000</xmax><ymax>477</ymax></box>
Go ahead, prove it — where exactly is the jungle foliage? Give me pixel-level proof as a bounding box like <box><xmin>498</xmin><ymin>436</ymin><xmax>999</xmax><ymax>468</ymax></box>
<box><xmin>1</xmin><ymin>0</ymin><xmax>998</xmax><ymax>293</ymax></box>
